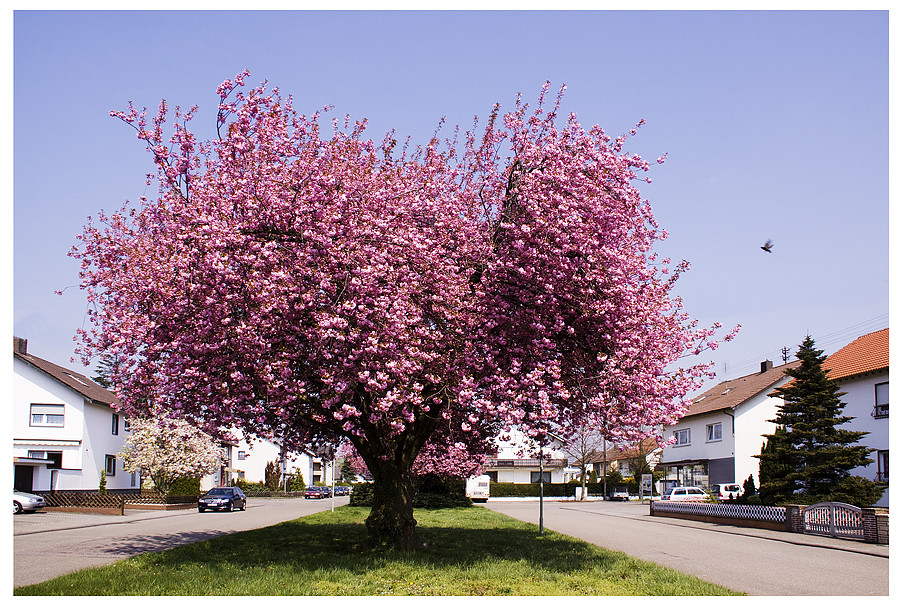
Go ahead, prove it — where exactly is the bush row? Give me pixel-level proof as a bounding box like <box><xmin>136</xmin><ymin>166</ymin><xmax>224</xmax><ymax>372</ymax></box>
<box><xmin>349</xmin><ymin>475</ymin><xmax>473</xmax><ymax>509</ymax></box>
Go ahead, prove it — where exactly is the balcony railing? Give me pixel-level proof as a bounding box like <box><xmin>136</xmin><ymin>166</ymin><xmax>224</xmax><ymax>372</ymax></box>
<box><xmin>873</xmin><ymin>404</ymin><xmax>889</xmax><ymax>419</ymax></box>
<box><xmin>487</xmin><ymin>458</ymin><xmax>568</xmax><ymax>468</ymax></box>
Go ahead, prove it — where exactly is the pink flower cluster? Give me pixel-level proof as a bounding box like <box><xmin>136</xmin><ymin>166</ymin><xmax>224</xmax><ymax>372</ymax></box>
<box><xmin>73</xmin><ymin>74</ymin><xmax>736</xmax><ymax>479</ymax></box>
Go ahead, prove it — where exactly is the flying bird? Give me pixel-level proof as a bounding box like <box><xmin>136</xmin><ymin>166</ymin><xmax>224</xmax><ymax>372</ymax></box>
<box><xmin>761</xmin><ymin>239</ymin><xmax>774</xmax><ymax>253</ymax></box>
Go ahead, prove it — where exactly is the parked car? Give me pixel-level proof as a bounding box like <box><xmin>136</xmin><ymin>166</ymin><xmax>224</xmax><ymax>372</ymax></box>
<box><xmin>198</xmin><ymin>487</ymin><xmax>247</xmax><ymax>512</ymax></box>
<box><xmin>711</xmin><ymin>483</ymin><xmax>743</xmax><ymax>501</ymax></box>
<box><xmin>304</xmin><ymin>486</ymin><xmax>331</xmax><ymax>499</ymax></box>
<box><xmin>14</xmin><ymin>490</ymin><xmax>47</xmax><ymax>514</ymax></box>
<box><xmin>333</xmin><ymin>486</ymin><xmax>351</xmax><ymax>496</ymax></box>
<box><xmin>608</xmin><ymin>487</ymin><xmax>630</xmax><ymax>501</ymax></box>
<box><xmin>661</xmin><ymin>486</ymin><xmax>709</xmax><ymax>501</ymax></box>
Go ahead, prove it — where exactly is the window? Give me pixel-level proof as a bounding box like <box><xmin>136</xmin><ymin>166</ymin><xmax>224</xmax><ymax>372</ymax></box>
<box><xmin>124</xmin><ymin>418</ymin><xmax>131</xmax><ymax>432</ymax></box>
<box><xmin>673</xmin><ymin>429</ymin><xmax>691</xmax><ymax>446</ymax></box>
<box><xmin>30</xmin><ymin>404</ymin><xmax>64</xmax><ymax>427</ymax></box>
<box><xmin>105</xmin><ymin>455</ymin><xmax>116</xmax><ymax>476</ymax></box>
<box><xmin>530</xmin><ymin>471</ymin><xmax>551</xmax><ymax>484</ymax></box>
<box><xmin>111</xmin><ymin>413</ymin><xmax>119</xmax><ymax>435</ymax></box>
<box><xmin>706</xmin><ymin>422</ymin><xmax>722</xmax><ymax>442</ymax></box>
<box><xmin>238</xmin><ymin>451</ymin><xmax>247</xmax><ymax>460</ymax></box>
<box><xmin>876</xmin><ymin>450</ymin><xmax>888</xmax><ymax>483</ymax></box>
<box><xmin>874</xmin><ymin>382</ymin><xmax>889</xmax><ymax>418</ymax></box>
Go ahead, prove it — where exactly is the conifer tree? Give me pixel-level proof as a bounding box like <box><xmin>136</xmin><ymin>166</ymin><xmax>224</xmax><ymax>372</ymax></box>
<box><xmin>760</xmin><ymin>335</ymin><xmax>881</xmax><ymax>505</ymax></box>
<box><xmin>757</xmin><ymin>426</ymin><xmax>795</xmax><ymax>504</ymax></box>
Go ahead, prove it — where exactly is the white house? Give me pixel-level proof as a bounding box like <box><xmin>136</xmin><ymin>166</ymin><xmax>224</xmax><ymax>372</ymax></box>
<box><xmin>825</xmin><ymin>328</ymin><xmax>889</xmax><ymax>507</ymax></box>
<box><xmin>13</xmin><ymin>337</ymin><xmax>137</xmax><ymax>493</ymax></box>
<box><xmin>214</xmin><ymin>433</ymin><xmax>333</xmax><ymax>490</ymax></box>
<box><xmin>657</xmin><ymin>360</ymin><xmax>794</xmax><ymax>492</ymax></box>
<box><xmin>482</xmin><ymin>428</ymin><xmax>569</xmax><ymax>484</ymax></box>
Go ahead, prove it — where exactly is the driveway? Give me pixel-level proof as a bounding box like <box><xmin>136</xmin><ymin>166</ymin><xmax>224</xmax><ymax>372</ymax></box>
<box><xmin>13</xmin><ymin>496</ymin><xmax>349</xmax><ymax>588</ymax></box>
<box><xmin>485</xmin><ymin>499</ymin><xmax>889</xmax><ymax>596</ymax></box>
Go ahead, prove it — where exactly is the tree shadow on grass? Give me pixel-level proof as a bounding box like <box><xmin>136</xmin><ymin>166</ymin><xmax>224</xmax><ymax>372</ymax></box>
<box><xmin>144</xmin><ymin>515</ymin><xmax>624</xmax><ymax>578</ymax></box>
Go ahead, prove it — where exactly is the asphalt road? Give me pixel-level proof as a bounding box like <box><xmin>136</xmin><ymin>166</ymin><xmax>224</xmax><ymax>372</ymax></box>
<box><xmin>13</xmin><ymin>496</ymin><xmax>350</xmax><ymax>588</ymax></box>
<box><xmin>485</xmin><ymin>499</ymin><xmax>890</xmax><ymax>596</ymax></box>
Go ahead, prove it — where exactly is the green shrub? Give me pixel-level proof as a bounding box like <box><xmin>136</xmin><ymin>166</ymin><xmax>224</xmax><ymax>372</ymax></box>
<box><xmin>264</xmin><ymin>461</ymin><xmax>280</xmax><ymax>491</ymax></box>
<box><xmin>348</xmin><ymin>475</ymin><xmax>473</xmax><ymax>509</ymax></box>
<box><xmin>288</xmin><ymin>471</ymin><xmax>306</xmax><ymax>492</ymax></box>
<box><xmin>348</xmin><ymin>482</ymin><xmax>374</xmax><ymax>506</ymax></box>
<box><xmin>169</xmin><ymin>477</ymin><xmax>200</xmax><ymax>496</ymax></box>
<box><xmin>235</xmin><ymin>479</ymin><xmax>269</xmax><ymax>493</ymax></box>
<box><xmin>490</xmin><ymin>482</ymin><xmax>596</xmax><ymax>497</ymax></box>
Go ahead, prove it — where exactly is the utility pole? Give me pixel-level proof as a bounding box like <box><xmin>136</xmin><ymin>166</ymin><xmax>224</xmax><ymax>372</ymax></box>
<box><xmin>781</xmin><ymin>346</ymin><xmax>790</xmax><ymax>364</ymax></box>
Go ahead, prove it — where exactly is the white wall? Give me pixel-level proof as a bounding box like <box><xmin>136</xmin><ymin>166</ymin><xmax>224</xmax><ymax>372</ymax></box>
<box><xmin>13</xmin><ymin>357</ymin><xmax>132</xmax><ymax>492</ymax></box>
<box><xmin>232</xmin><ymin>434</ymin><xmax>315</xmax><ymax>487</ymax></box>
<box><xmin>838</xmin><ymin>371</ymin><xmax>889</xmax><ymax>507</ymax></box>
<box><xmin>732</xmin><ymin>384</ymin><xmax>788</xmax><ymax>487</ymax></box>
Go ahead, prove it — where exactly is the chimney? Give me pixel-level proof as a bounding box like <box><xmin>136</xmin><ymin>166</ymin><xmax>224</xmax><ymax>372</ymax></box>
<box><xmin>760</xmin><ymin>360</ymin><xmax>773</xmax><ymax>374</ymax></box>
<box><xmin>13</xmin><ymin>337</ymin><xmax>27</xmax><ymax>355</ymax></box>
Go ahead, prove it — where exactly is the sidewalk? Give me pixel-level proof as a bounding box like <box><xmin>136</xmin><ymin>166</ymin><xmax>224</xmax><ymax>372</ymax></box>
<box><xmin>562</xmin><ymin>499</ymin><xmax>890</xmax><ymax>558</ymax></box>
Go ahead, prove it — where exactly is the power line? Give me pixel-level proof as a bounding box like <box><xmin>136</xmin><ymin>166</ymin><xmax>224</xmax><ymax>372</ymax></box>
<box><xmin>712</xmin><ymin>313</ymin><xmax>888</xmax><ymax>380</ymax></box>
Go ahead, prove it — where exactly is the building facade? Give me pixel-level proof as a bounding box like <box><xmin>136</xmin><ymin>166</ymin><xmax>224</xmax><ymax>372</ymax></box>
<box><xmin>657</xmin><ymin>361</ymin><xmax>793</xmax><ymax>492</ymax></box>
<box><xmin>13</xmin><ymin>337</ymin><xmax>137</xmax><ymax>493</ymax></box>
<box><xmin>825</xmin><ymin>328</ymin><xmax>889</xmax><ymax>507</ymax></box>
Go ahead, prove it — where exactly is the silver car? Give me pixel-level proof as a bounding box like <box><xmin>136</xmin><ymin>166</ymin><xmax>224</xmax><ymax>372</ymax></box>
<box><xmin>14</xmin><ymin>490</ymin><xmax>47</xmax><ymax>514</ymax></box>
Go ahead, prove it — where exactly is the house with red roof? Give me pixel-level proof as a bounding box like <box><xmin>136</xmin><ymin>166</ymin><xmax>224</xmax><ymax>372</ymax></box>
<box><xmin>657</xmin><ymin>360</ymin><xmax>794</xmax><ymax>493</ymax></box>
<box><xmin>825</xmin><ymin>328</ymin><xmax>889</xmax><ymax>507</ymax></box>
<box><xmin>657</xmin><ymin>327</ymin><xmax>889</xmax><ymax>505</ymax></box>
<box><xmin>13</xmin><ymin>337</ymin><xmax>138</xmax><ymax>493</ymax></box>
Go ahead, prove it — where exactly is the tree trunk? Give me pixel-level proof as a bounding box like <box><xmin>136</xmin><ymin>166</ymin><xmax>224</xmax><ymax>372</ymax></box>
<box><xmin>365</xmin><ymin>459</ymin><xmax>427</xmax><ymax>550</ymax></box>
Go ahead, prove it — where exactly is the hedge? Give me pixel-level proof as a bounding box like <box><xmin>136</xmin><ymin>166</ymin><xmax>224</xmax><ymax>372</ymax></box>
<box><xmin>349</xmin><ymin>475</ymin><xmax>473</xmax><ymax>509</ymax></box>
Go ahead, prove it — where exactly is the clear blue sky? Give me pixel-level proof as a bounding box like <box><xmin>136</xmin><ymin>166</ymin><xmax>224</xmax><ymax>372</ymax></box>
<box><xmin>11</xmin><ymin>9</ymin><xmax>891</xmax><ymax>390</ymax></box>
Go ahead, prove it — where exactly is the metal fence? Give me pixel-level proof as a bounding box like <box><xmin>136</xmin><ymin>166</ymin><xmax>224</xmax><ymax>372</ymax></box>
<box><xmin>652</xmin><ymin>500</ymin><xmax>787</xmax><ymax>524</ymax></box>
<box><xmin>803</xmin><ymin>502</ymin><xmax>864</xmax><ymax>540</ymax></box>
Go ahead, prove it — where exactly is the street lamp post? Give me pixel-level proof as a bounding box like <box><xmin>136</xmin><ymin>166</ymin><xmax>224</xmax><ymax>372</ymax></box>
<box><xmin>539</xmin><ymin>445</ymin><xmax>544</xmax><ymax>534</ymax></box>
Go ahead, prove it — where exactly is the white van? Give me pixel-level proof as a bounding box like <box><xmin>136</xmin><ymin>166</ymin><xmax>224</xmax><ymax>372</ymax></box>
<box><xmin>465</xmin><ymin>475</ymin><xmax>491</xmax><ymax>503</ymax></box>
<box><xmin>711</xmin><ymin>483</ymin><xmax>743</xmax><ymax>501</ymax></box>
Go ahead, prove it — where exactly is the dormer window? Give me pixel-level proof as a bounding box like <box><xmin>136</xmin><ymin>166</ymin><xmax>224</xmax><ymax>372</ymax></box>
<box><xmin>66</xmin><ymin>373</ymin><xmax>89</xmax><ymax>387</ymax></box>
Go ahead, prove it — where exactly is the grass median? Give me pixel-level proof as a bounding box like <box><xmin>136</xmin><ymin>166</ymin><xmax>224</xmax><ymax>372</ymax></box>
<box><xmin>15</xmin><ymin>505</ymin><xmax>741</xmax><ymax>596</ymax></box>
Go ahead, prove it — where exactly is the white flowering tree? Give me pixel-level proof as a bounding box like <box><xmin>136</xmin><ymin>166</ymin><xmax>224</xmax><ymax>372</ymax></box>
<box><xmin>119</xmin><ymin>417</ymin><xmax>224</xmax><ymax>494</ymax></box>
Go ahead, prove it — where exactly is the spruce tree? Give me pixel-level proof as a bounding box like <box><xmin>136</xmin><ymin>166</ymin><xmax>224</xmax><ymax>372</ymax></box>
<box><xmin>761</xmin><ymin>335</ymin><xmax>881</xmax><ymax>505</ymax></box>
<box><xmin>757</xmin><ymin>425</ymin><xmax>796</xmax><ymax>504</ymax></box>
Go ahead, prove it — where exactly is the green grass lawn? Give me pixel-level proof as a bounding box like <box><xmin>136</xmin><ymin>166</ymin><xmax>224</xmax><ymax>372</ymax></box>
<box><xmin>15</xmin><ymin>506</ymin><xmax>741</xmax><ymax>596</ymax></box>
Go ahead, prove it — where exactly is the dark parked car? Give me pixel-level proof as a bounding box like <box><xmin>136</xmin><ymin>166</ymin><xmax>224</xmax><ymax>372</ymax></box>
<box><xmin>304</xmin><ymin>486</ymin><xmax>331</xmax><ymax>499</ymax></box>
<box><xmin>333</xmin><ymin>486</ymin><xmax>351</xmax><ymax>496</ymax></box>
<box><xmin>198</xmin><ymin>487</ymin><xmax>247</xmax><ymax>512</ymax></box>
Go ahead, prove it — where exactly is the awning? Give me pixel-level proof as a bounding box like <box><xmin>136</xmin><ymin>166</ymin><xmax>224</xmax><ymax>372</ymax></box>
<box><xmin>13</xmin><ymin>457</ymin><xmax>55</xmax><ymax>465</ymax></box>
<box><xmin>13</xmin><ymin>439</ymin><xmax>81</xmax><ymax>447</ymax></box>
<box><xmin>656</xmin><ymin>458</ymin><xmax>708</xmax><ymax>468</ymax></box>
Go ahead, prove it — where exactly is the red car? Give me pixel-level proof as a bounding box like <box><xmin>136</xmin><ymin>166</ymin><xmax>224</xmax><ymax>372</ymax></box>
<box><xmin>304</xmin><ymin>486</ymin><xmax>331</xmax><ymax>499</ymax></box>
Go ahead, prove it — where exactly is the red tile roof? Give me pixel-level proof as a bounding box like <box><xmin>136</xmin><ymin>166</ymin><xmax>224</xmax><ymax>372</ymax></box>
<box><xmin>683</xmin><ymin>361</ymin><xmax>795</xmax><ymax>418</ymax></box>
<box><xmin>825</xmin><ymin>328</ymin><xmax>889</xmax><ymax>381</ymax></box>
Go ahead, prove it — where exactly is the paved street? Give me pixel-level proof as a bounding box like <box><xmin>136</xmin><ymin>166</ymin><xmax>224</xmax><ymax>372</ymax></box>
<box><xmin>485</xmin><ymin>499</ymin><xmax>889</xmax><ymax>596</ymax></box>
<box><xmin>13</xmin><ymin>496</ymin><xmax>349</xmax><ymax>588</ymax></box>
